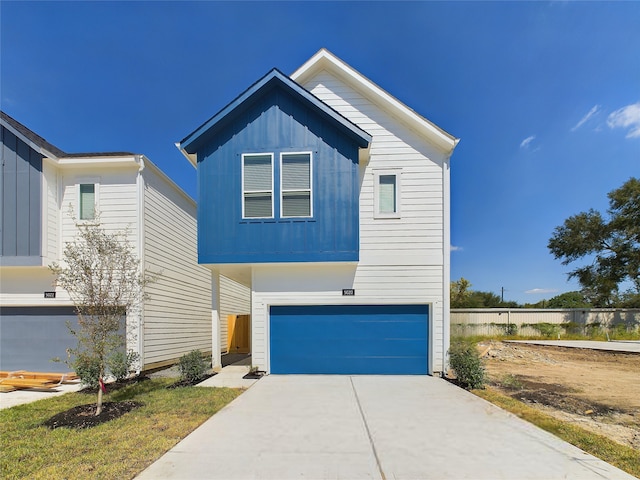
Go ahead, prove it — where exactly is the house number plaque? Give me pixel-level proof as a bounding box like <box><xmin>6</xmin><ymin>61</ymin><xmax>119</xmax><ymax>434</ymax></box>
<box><xmin>342</xmin><ymin>289</ymin><xmax>355</xmax><ymax>296</ymax></box>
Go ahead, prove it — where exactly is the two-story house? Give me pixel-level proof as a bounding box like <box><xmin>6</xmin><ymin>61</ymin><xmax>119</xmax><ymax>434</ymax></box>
<box><xmin>0</xmin><ymin>111</ymin><xmax>249</xmax><ymax>373</ymax></box>
<box><xmin>178</xmin><ymin>49</ymin><xmax>458</xmax><ymax>375</ymax></box>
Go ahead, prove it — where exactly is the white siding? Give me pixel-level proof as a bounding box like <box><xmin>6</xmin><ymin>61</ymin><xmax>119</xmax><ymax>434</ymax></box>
<box><xmin>141</xmin><ymin>161</ymin><xmax>212</xmax><ymax>368</ymax></box>
<box><xmin>219</xmin><ymin>275</ymin><xmax>251</xmax><ymax>353</ymax></box>
<box><xmin>42</xmin><ymin>160</ymin><xmax>59</xmax><ymax>266</ymax></box>
<box><xmin>60</xmin><ymin>167</ymin><xmax>139</xmax><ymax>247</ymax></box>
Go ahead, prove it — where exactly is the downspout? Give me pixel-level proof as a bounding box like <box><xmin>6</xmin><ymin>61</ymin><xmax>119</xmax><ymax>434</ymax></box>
<box><xmin>135</xmin><ymin>155</ymin><xmax>146</xmax><ymax>374</ymax></box>
<box><xmin>442</xmin><ymin>138</ymin><xmax>460</xmax><ymax>376</ymax></box>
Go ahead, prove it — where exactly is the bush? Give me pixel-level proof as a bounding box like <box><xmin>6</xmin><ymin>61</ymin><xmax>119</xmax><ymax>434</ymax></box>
<box><xmin>449</xmin><ymin>341</ymin><xmax>485</xmax><ymax>390</ymax></box>
<box><xmin>532</xmin><ymin>322</ymin><xmax>560</xmax><ymax>338</ymax></box>
<box><xmin>178</xmin><ymin>350</ymin><xmax>208</xmax><ymax>383</ymax></box>
<box><xmin>107</xmin><ymin>350</ymin><xmax>140</xmax><ymax>381</ymax></box>
<box><xmin>73</xmin><ymin>353</ymin><xmax>101</xmax><ymax>388</ymax></box>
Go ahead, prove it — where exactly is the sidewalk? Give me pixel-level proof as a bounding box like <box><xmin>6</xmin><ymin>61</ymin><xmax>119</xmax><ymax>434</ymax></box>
<box><xmin>508</xmin><ymin>339</ymin><xmax>640</xmax><ymax>353</ymax></box>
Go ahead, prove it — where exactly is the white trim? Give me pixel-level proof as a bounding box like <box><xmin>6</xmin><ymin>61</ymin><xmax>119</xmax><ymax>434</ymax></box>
<box><xmin>241</xmin><ymin>153</ymin><xmax>274</xmax><ymax>219</ymax></box>
<box><xmin>279</xmin><ymin>151</ymin><xmax>313</xmax><ymax>218</ymax></box>
<box><xmin>373</xmin><ymin>168</ymin><xmax>401</xmax><ymax>219</ymax></box>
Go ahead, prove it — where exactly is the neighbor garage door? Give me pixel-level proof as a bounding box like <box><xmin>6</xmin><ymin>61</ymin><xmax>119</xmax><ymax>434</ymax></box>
<box><xmin>0</xmin><ymin>306</ymin><xmax>79</xmax><ymax>373</ymax></box>
<box><xmin>270</xmin><ymin>304</ymin><xmax>428</xmax><ymax>374</ymax></box>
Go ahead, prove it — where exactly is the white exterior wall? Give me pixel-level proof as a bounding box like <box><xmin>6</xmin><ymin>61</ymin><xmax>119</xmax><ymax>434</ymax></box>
<box><xmin>140</xmin><ymin>161</ymin><xmax>213</xmax><ymax>368</ymax></box>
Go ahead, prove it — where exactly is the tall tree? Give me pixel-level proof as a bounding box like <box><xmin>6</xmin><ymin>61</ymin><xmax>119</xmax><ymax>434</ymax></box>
<box><xmin>548</xmin><ymin>178</ymin><xmax>640</xmax><ymax>306</ymax></box>
<box><xmin>50</xmin><ymin>217</ymin><xmax>157</xmax><ymax>415</ymax></box>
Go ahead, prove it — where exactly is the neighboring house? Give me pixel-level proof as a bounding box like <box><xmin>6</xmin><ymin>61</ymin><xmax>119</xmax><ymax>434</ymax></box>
<box><xmin>0</xmin><ymin>111</ymin><xmax>249</xmax><ymax>373</ymax></box>
<box><xmin>178</xmin><ymin>49</ymin><xmax>459</xmax><ymax>375</ymax></box>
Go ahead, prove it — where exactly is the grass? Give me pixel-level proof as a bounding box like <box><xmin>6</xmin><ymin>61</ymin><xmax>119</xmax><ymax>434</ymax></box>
<box><xmin>473</xmin><ymin>387</ymin><xmax>640</xmax><ymax>478</ymax></box>
<box><xmin>0</xmin><ymin>379</ymin><xmax>241</xmax><ymax>479</ymax></box>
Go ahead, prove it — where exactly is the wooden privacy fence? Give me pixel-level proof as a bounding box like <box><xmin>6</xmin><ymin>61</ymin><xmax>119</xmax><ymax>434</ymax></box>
<box><xmin>227</xmin><ymin>314</ymin><xmax>251</xmax><ymax>354</ymax></box>
<box><xmin>451</xmin><ymin>308</ymin><xmax>640</xmax><ymax>337</ymax></box>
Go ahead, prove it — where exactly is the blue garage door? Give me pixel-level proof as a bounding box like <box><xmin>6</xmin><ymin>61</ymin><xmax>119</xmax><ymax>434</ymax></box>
<box><xmin>270</xmin><ymin>304</ymin><xmax>428</xmax><ymax>374</ymax></box>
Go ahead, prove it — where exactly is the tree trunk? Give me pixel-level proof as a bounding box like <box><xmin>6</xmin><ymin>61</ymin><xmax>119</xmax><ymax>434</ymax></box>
<box><xmin>95</xmin><ymin>377</ymin><xmax>104</xmax><ymax>416</ymax></box>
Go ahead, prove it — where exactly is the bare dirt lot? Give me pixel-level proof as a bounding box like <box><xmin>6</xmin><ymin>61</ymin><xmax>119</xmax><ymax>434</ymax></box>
<box><xmin>481</xmin><ymin>341</ymin><xmax>640</xmax><ymax>450</ymax></box>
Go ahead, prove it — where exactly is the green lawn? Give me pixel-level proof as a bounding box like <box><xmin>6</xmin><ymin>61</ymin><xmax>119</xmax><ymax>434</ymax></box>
<box><xmin>0</xmin><ymin>379</ymin><xmax>241</xmax><ymax>479</ymax></box>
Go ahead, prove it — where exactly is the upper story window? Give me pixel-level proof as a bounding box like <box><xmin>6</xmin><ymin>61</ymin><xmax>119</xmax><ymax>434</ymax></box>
<box><xmin>374</xmin><ymin>169</ymin><xmax>401</xmax><ymax>219</ymax></box>
<box><xmin>79</xmin><ymin>183</ymin><xmax>96</xmax><ymax>220</ymax></box>
<box><xmin>281</xmin><ymin>152</ymin><xmax>312</xmax><ymax>218</ymax></box>
<box><xmin>242</xmin><ymin>153</ymin><xmax>274</xmax><ymax>218</ymax></box>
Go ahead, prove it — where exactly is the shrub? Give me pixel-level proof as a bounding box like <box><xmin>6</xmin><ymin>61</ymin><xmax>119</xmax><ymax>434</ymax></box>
<box><xmin>532</xmin><ymin>322</ymin><xmax>560</xmax><ymax>338</ymax></box>
<box><xmin>73</xmin><ymin>353</ymin><xmax>101</xmax><ymax>389</ymax></box>
<box><xmin>107</xmin><ymin>350</ymin><xmax>140</xmax><ymax>381</ymax></box>
<box><xmin>178</xmin><ymin>350</ymin><xmax>208</xmax><ymax>383</ymax></box>
<box><xmin>561</xmin><ymin>321</ymin><xmax>581</xmax><ymax>335</ymax></box>
<box><xmin>449</xmin><ymin>341</ymin><xmax>485</xmax><ymax>390</ymax></box>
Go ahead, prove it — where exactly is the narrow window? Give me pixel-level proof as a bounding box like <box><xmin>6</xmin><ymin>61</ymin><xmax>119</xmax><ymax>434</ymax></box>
<box><xmin>79</xmin><ymin>184</ymin><xmax>95</xmax><ymax>220</ymax></box>
<box><xmin>242</xmin><ymin>154</ymin><xmax>273</xmax><ymax>218</ymax></box>
<box><xmin>374</xmin><ymin>170</ymin><xmax>401</xmax><ymax>218</ymax></box>
<box><xmin>379</xmin><ymin>175</ymin><xmax>397</xmax><ymax>214</ymax></box>
<box><xmin>281</xmin><ymin>152</ymin><xmax>312</xmax><ymax>218</ymax></box>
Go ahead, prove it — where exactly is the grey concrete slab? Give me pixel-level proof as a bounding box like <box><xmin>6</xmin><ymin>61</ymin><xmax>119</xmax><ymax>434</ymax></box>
<box><xmin>136</xmin><ymin>375</ymin><xmax>635</xmax><ymax>480</ymax></box>
<box><xmin>508</xmin><ymin>339</ymin><xmax>640</xmax><ymax>353</ymax></box>
<box><xmin>0</xmin><ymin>382</ymin><xmax>82</xmax><ymax>410</ymax></box>
<box><xmin>196</xmin><ymin>365</ymin><xmax>259</xmax><ymax>389</ymax></box>
<box><xmin>137</xmin><ymin>376</ymin><xmax>380</xmax><ymax>479</ymax></box>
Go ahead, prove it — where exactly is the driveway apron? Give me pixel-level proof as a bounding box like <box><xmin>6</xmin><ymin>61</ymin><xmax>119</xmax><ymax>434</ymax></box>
<box><xmin>136</xmin><ymin>375</ymin><xmax>635</xmax><ymax>480</ymax></box>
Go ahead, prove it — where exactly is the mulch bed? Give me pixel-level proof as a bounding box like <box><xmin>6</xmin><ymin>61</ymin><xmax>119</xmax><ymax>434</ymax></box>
<box><xmin>43</xmin><ymin>401</ymin><xmax>142</xmax><ymax>429</ymax></box>
<box><xmin>165</xmin><ymin>373</ymin><xmax>216</xmax><ymax>389</ymax></box>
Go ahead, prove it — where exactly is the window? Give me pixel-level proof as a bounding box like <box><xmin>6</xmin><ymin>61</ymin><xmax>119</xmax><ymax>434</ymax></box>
<box><xmin>281</xmin><ymin>152</ymin><xmax>312</xmax><ymax>218</ymax></box>
<box><xmin>374</xmin><ymin>170</ymin><xmax>401</xmax><ymax>218</ymax></box>
<box><xmin>242</xmin><ymin>153</ymin><xmax>273</xmax><ymax>218</ymax></box>
<box><xmin>79</xmin><ymin>184</ymin><xmax>96</xmax><ymax>220</ymax></box>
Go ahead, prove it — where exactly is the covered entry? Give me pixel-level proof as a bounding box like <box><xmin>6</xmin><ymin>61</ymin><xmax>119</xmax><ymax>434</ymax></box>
<box><xmin>269</xmin><ymin>304</ymin><xmax>428</xmax><ymax>374</ymax></box>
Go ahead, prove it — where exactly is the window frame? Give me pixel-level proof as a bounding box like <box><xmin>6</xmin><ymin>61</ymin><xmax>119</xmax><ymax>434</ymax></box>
<box><xmin>280</xmin><ymin>151</ymin><xmax>313</xmax><ymax>219</ymax></box>
<box><xmin>241</xmin><ymin>152</ymin><xmax>274</xmax><ymax>219</ymax></box>
<box><xmin>77</xmin><ymin>180</ymin><xmax>100</xmax><ymax>222</ymax></box>
<box><xmin>373</xmin><ymin>169</ymin><xmax>401</xmax><ymax>219</ymax></box>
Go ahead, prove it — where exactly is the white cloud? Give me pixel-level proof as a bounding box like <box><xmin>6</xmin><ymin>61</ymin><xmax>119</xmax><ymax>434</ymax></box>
<box><xmin>571</xmin><ymin>105</ymin><xmax>600</xmax><ymax>131</ymax></box>
<box><xmin>525</xmin><ymin>288</ymin><xmax>558</xmax><ymax>295</ymax></box>
<box><xmin>520</xmin><ymin>135</ymin><xmax>536</xmax><ymax>149</ymax></box>
<box><xmin>450</xmin><ymin>245</ymin><xmax>463</xmax><ymax>252</ymax></box>
<box><xmin>607</xmin><ymin>102</ymin><xmax>640</xmax><ymax>138</ymax></box>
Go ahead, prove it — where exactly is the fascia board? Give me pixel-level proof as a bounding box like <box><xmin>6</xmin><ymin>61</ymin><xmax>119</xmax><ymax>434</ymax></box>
<box><xmin>292</xmin><ymin>49</ymin><xmax>459</xmax><ymax>155</ymax></box>
<box><xmin>0</xmin><ymin>119</ymin><xmax>62</xmax><ymax>161</ymax></box>
<box><xmin>178</xmin><ymin>68</ymin><xmax>371</xmax><ymax>157</ymax></box>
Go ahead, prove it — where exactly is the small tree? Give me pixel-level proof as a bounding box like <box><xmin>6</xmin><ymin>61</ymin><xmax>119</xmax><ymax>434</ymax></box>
<box><xmin>50</xmin><ymin>215</ymin><xmax>157</xmax><ymax>415</ymax></box>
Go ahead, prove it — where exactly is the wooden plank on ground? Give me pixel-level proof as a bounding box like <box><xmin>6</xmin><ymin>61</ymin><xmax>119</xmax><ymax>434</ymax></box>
<box><xmin>0</xmin><ymin>378</ymin><xmax>59</xmax><ymax>389</ymax></box>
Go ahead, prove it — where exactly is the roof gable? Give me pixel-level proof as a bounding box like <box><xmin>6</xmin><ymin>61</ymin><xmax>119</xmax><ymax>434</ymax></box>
<box><xmin>178</xmin><ymin>68</ymin><xmax>371</xmax><ymax>166</ymax></box>
<box><xmin>291</xmin><ymin>49</ymin><xmax>459</xmax><ymax>155</ymax></box>
<box><xmin>1</xmin><ymin>111</ymin><xmax>67</xmax><ymax>158</ymax></box>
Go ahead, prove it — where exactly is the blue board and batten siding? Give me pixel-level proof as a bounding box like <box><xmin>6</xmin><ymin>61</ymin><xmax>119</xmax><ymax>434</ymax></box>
<box><xmin>270</xmin><ymin>305</ymin><xmax>429</xmax><ymax>374</ymax></box>
<box><xmin>191</xmin><ymin>78</ymin><xmax>366</xmax><ymax>264</ymax></box>
<box><xmin>1</xmin><ymin>125</ymin><xmax>42</xmax><ymax>265</ymax></box>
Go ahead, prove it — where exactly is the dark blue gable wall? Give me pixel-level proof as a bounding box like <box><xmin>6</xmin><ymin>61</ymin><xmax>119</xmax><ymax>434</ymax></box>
<box><xmin>1</xmin><ymin>125</ymin><xmax>42</xmax><ymax>262</ymax></box>
<box><xmin>197</xmin><ymin>85</ymin><xmax>360</xmax><ymax>264</ymax></box>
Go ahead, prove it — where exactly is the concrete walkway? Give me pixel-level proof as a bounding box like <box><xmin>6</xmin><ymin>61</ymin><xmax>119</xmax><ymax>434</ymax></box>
<box><xmin>0</xmin><ymin>382</ymin><xmax>82</xmax><ymax>410</ymax></box>
<box><xmin>136</xmin><ymin>375</ymin><xmax>635</xmax><ymax>480</ymax></box>
<box><xmin>508</xmin><ymin>339</ymin><xmax>640</xmax><ymax>353</ymax></box>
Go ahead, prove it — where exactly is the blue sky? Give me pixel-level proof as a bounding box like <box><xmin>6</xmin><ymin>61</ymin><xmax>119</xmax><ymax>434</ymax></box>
<box><xmin>2</xmin><ymin>1</ymin><xmax>638</xmax><ymax>304</ymax></box>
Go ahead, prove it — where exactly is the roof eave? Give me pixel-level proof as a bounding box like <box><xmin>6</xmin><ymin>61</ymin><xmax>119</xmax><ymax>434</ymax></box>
<box><xmin>292</xmin><ymin>49</ymin><xmax>458</xmax><ymax>155</ymax></box>
<box><xmin>179</xmin><ymin>68</ymin><xmax>371</xmax><ymax>158</ymax></box>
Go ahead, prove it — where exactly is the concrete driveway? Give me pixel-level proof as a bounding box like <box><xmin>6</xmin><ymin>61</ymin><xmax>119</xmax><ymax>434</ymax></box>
<box><xmin>136</xmin><ymin>375</ymin><xmax>635</xmax><ymax>480</ymax></box>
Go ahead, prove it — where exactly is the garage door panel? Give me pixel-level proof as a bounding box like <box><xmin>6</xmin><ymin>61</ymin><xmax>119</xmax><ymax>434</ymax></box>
<box><xmin>270</xmin><ymin>304</ymin><xmax>428</xmax><ymax>375</ymax></box>
<box><xmin>0</xmin><ymin>307</ymin><xmax>80</xmax><ymax>373</ymax></box>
